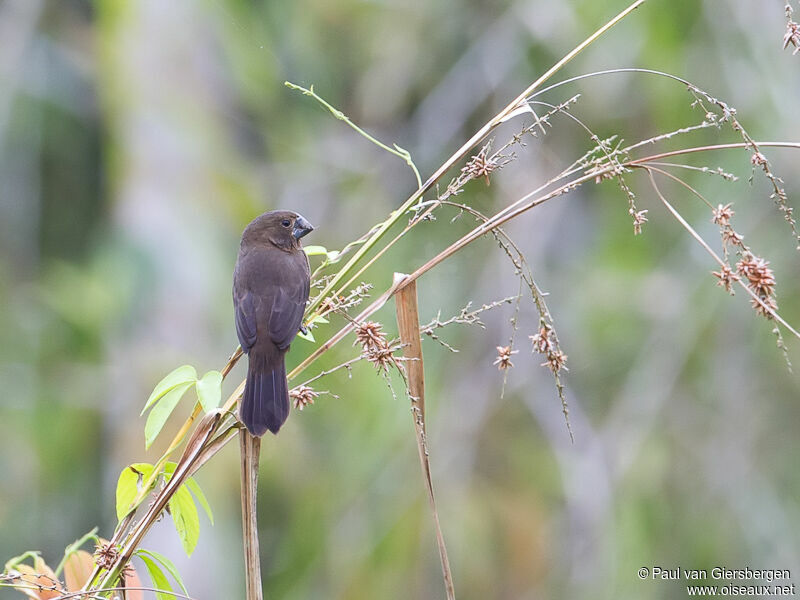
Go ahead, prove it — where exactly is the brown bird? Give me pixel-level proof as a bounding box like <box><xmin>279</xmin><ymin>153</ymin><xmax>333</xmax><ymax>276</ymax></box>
<box><xmin>233</xmin><ymin>210</ymin><xmax>313</xmax><ymax>436</ymax></box>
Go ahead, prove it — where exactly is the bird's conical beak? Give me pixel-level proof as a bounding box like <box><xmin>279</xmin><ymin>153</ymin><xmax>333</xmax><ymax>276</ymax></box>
<box><xmin>293</xmin><ymin>215</ymin><xmax>314</xmax><ymax>240</ymax></box>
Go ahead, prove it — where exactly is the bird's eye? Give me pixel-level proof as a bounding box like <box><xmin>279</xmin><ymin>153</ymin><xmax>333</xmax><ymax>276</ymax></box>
<box><xmin>281</xmin><ymin>219</ymin><xmax>292</xmax><ymax>228</ymax></box>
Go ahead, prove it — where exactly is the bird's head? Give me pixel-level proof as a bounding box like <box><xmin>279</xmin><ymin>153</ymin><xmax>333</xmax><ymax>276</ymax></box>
<box><xmin>242</xmin><ymin>210</ymin><xmax>314</xmax><ymax>251</ymax></box>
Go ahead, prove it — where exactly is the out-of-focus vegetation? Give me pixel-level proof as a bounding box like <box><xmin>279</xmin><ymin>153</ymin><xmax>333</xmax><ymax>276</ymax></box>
<box><xmin>1</xmin><ymin>0</ymin><xmax>799</xmax><ymax>598</ymax></box>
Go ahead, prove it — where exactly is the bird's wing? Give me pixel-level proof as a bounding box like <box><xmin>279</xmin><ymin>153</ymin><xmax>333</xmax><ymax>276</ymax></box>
<box><xmin>233</xmin><ymin>288</ymin><xmax>258</xmax><ymax>353</ymax></box>
<box><xmin>268</xmin><ymin>278</ymin><xmax>309</xmax><ymax>350</ymax></box>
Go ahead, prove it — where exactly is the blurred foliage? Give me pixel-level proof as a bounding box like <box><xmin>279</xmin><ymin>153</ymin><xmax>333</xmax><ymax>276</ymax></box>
<box><xmin>1</xmin><ymin>0</ymin><xmax>799</xmax><ymax>599</ymax></box>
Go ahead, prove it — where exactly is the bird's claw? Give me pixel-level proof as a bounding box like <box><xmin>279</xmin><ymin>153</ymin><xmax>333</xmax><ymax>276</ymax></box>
<box><xmin>299</xmin><ymin>323</ymin><xmax>308</xmax><ymax>335</ymax></box>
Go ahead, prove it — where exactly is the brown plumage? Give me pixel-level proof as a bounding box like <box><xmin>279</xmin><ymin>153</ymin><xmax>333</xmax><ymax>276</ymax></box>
<box><xmin>233</xmin><ymin>210</ymin><xmax>313</xmax><ymax>436</ymax></box>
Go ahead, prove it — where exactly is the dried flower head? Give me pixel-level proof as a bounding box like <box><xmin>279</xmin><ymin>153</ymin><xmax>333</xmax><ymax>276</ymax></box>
<box><xmin>462</xmin><ymin>145</ymin><xmax>499</xmax><ymax>185</ymax></box>
<box><xmin>752</xmin><ymin>294</ymin><xmax>778</xmax><ymax>319</ymax></box>
<box><xmin>290</xmin><ymin>385</ymin><xmax>320</xmax><ymax>410</ymax></box>
<box><xmin>721</xmin><ymin>228</ymin><xmax>745</xmax><ymax>248</ymax></box>
<box><xmin>543</xmin><ymin>349</ymin><xmax>568</xmax><ymax>374</ymax></box>
<box><xmin>712</xmin><ymin>265</ymin><xmax>739</xmax><ymax>295</ymax></box>
<box><xmin>355</xmin><ymin>321</ymin><xmax>387</xmax><ymax>352</ymax></box>
<box><xmin>751</xmin><ymin>151</ymin><xmax>768</xmax><ymax>167</ymax></box>
<box><xmin>94</xmin><ymin>542</ymin><xmax>120</xmax><ymax>571</ymax></box>
<box><xmin>530</xmin><ymin>325</ymin><xmax>568</xmax><ymax>373</ymax></box>
<box><xmin>529</xmin><ymin>325</ymin><xmax>553</xmax><ymax>354</ymax></box>
<box><xmin>736</xmin><ymin>253</ymin><xmax>776</xmax><ymax>298</ymax></box>
<box><xmin>783</xmin><ymin>19</ymin><xmax>800</xmax><ymax>54</ymax></box>
<box><xmin>711</xmin><ymin>203</ymin><xmax>734</xmax><ymax>226</ymax></box>
<box><xmin>363</xmin><ymin>343</ymin><xmax>402</xmax><ymax>375</ymax></box>
<box><xmin>493</xmin><ymin>345</ymin><xmax>518</xmax><ymax>370</ymax></box>
<box><xmin>632</xmin><ymin>209</ymin><xmax>649</xmax><ymax>235</ymax></box>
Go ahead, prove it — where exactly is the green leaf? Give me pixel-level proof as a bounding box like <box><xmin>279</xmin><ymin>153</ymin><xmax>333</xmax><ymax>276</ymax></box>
<box><xmin>142</xmin><ymin>365</ymin><xmax>197</xmax><ymax>415</ymax></box>
<box><xmin>136</xmin><ymin>549</ymin><xmax>188</xmax><ymax>595</ymax></box>
<box><xmin>137</xmin><ymin>552</ymin><xmax>175</xmax><ymax>600</ymax></box>
<box><xmin>195</xmin><ymin>370</ymin><xmax>222</xmax><ymax>413</ymax></box>
<box><xmin>297</xmin><ymin>313</ymin><xmax>328</xmax><ymax>343</ymax></box>
<box><xmin>163</xmin><ymin>462</ymin><xmax>214</xmax><ymax>525</ymax></box>
<box><xmin>168</xmin><ymin>482</ymin><xmax>200</xmax><ymax>556</ymax></box>
<box><xmin>303</xmin><ymin>245</ymin><xmax>328</xmax><ymax>256</ymax></box>
<box><xmin>184</xmin><ymin>477</ymin><xmax>214</xmax><ymax>525</ymax></box>
<box><xmin>297</xmin><ymin>329</ymin><xmax>315</xmax><ymax>342</ymax></box>
<box><xmin>115</xmin><ymin>463</ymin><xmax>155</xmax><ymax>521</ymax></box>
<box><xmin>144</xmin><ymin>381</ymin><xmax>194</xmax><ymax>449</ymax></box>
<box><xmin>326</xmin><ymin>250</ymin><xmax>341</xmax><ymax>263</ymax></box>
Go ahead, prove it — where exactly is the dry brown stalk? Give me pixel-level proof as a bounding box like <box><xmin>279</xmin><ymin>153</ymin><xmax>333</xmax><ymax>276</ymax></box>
<box><xmin>240</xmin><ymin>432</ymin><xmax>263</xmax><ymax>600</ymax></box>
<box><xmin>394</xmin><ymin>274</ymin><xmax>455</xmax><ymax>600</ymax></box>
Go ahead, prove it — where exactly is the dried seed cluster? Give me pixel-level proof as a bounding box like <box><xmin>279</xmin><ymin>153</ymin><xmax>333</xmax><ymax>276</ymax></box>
<box><xmin>708</xmin><ymin>201</ymin><xmax>780</xmax><ymax>318</ymax></box>
<box><xmin>711</xmin><ymin>203</ymin><xmax>746</xmax><ymax>260</ymax></box>
<box><xmin>290</xmin><ymin>385</ymin><xmax>320</xmax><ymax>410</ymax></box>
<box><xmin>461</xmin><ymin>145</ymin><xmax>500</xmax><ymax>185</ymax></box>
<box><xmin>94</xmin><ymin>541</ymin><xmax>120</xmax><ymax>571</ymax></box>
<box><xmin>784</xmin><ymin>2</ymin><xmax>800</xmax><ymax>54</ymax></box>
<box><xmin>354</xmin><ymin>320</ymin><xmax>404</xmax><ymax>375</ymax></box>
<box><xmin>529</xmin><ymin>324</ymin><xmax>568</xmax><ymax>374</ymax></box>
<box><xmin>712</xmin><ymin>264</ymin><xmax>739</xmax><ymax>294</ymax></box>
<box><xmin>355</xmin><ymin>321</ymin><xmax>386</xmax><ymax>352</ymax></box>
<box><xmin>319</xmin><ymin>282</ymin><xmax>373</xmax><ymax>317</ymax></box>
<box><xmin>632</xmin><ymin>209</ymin><xmax>649</xmax><ymax>236</ymax></box>
<box><xmin>363</xmin><ymin>344</ymin><xmax>403</xmax><ymax>374</ymax></box>
<box><xmin>711</xmin><ymin>202</ymin><xmax>734</xmax><ymax>227</ymax></box>
<box><xmin>493</xmin><ymin>345</ymin><xmax>518</xmax><ymax>370</ymax></box>
<box><xmin>736</xmin><ymin>252</ymin><xmax>778</xmax><ymax>318</ymax></box>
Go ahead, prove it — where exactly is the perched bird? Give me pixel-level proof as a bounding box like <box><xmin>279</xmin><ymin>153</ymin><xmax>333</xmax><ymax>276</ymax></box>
<box><xmin>233</xmin><ymin>210</ymin><xmax>313</xmax><ymax>436</ymax></box>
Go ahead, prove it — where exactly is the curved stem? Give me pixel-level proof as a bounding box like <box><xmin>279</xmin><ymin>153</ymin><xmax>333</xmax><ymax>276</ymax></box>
<box><xmin>301</xmin><ymin>0</ymin><xmax>651</xmax><ymax>321</ymax></box>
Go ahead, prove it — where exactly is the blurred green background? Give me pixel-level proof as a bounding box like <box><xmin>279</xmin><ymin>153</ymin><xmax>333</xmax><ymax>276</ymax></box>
<box><xmin>1</xmin><ymin>0</ymin><xmax>799</xmax><ymax>598</ymax></box>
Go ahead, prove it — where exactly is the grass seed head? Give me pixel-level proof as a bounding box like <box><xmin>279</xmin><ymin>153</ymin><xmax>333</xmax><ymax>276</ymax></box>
<box><xmin>462</xmin><ymin>144</ymin><xmax>499</xmax><ymax>185</ymax></box>
<box><xmin>712</xmin><ymin>265</ymin><xmax>739</xmax><ymax>294</ymax></box>
<box><xmin>94</xmin><ymin>541</ymin><xmax>120</xmax><ymax>571</ymax></box>
<box><xmin>711</xmin><ymin>203</ymin><xmax>734</xmax><ymax>226</ymax></box>
<box><xmin>291</xmin><ymin>385</ymin><xmax>320</xmax><ymax>410</ymax></box>
<box><xmin>355</xmin><ymin>321</ymin><xmax>387</xmax><ymax>352</ymax></box>
<box><xmin>493</xmin><ymin>345</ymin><xmax>518</xmax><ymax>370</ymax></box>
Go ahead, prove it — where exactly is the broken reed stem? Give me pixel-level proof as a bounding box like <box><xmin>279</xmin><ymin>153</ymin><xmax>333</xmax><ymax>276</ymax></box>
<box><xmin>240</xmin><ymin>432</ymin><xmax>263</xmax><ymax>600</ymax></box>
<box><xmin>394</xmin><ymin>274</ymin><xmax>455</xmax><ymax>600</ymax></box>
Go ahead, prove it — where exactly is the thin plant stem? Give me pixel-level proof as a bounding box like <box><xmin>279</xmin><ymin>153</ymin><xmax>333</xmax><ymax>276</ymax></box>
<box><xmin>645</xmin><ymin>169</ymin><xmax>800</xmax><ymax>338</ymax></box>
<box><xmin>299</xmin><ymin>0</ymin><xmax>651</xmax><ymax>322</ymax></box>
<box><xmin>285</xmin><ymin>81</ymin><xmax>422</xmax><ymax>189</ymax></box>
<box><xmin>54</xmin><ymin>528</ymin><xmax>99</xmax><ymax>577</ymax></box>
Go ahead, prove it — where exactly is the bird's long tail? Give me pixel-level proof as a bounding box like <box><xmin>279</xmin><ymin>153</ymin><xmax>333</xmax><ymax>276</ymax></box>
<box><xmin>241</xmin><ymin>354</ymin><xmax>290</xmax><ymax>436</ymax></box>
